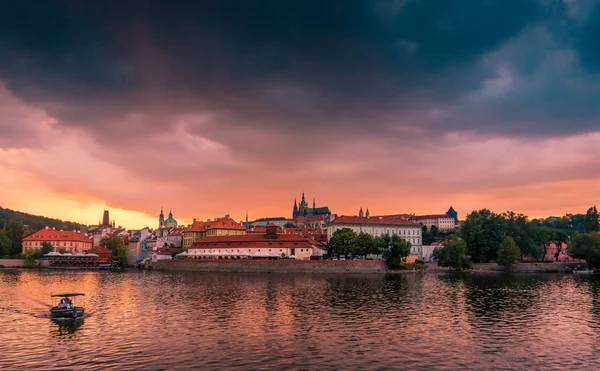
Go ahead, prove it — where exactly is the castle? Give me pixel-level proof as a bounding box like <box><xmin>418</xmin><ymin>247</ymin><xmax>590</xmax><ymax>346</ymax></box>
<box><xmin>292</xmin><ymin>192</ymin><xmax>330</xmax><ymax>219</ymax></box>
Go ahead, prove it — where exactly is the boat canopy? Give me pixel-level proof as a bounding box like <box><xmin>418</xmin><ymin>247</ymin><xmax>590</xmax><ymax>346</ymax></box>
<box><xmin>51</xmin><ymin>293</ymin><xmax>85</xmax><ymax>297</ymax></box>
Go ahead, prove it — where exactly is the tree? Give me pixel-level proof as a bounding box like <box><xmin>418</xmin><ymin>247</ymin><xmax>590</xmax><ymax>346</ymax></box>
<box><xmin>502</xmin><ymin>211</ymin><xmax>542</xmax><ymax>260</ymax></box>
<box><xmin>351</xmin><ymin>232</ymin><xmax>373</xmax><ymax>257</ymax></box>
<box><xmin>40</xmin><ymin>242</ymin><xmax>53</xmax><ymax>255</ymax></box>
<box><xmin>497</xmin><ymin>237</ymin><xmax>521</xmax><ymax>267</ymax></box>
<box><xmin>461</xmin><ymin>209</ymin><xmax>505</xmax><ymax>262</ymax></box>
<box><xmin>328</xmin><ymin>228</ymin><xmax>356</xmax><ymax>257</ymax></box>
<box><xmin>0</xmin><ymin>231</ymin><xmax>12</xmax><ymax>257</ymax></box>
<box><xmin>569</xmin><ymin>233</ymin><xmax>600</xmax><ymax>269</ymax></box>
<box><xmin>585</xmin><ymin>206</ymin><xmax>599</xmax><ymax>233</ymax></box>
<box><xmin>422</xmin><ymin>225</ymin><xmax>434</xmax><ymax>245</ymax></box>
<box><xmin>100</xmin><ymin>236</ymin><xmax>128</xmax><ymax>265</ymax></box>
<box><xmin>383</xmin><ymin>235</ymin><xmax>412</xmax><ymax>269</ymax></box>
<box><xmin>4</xmin><ymin>220</ymin><xmax>25</xmax><ymax>257</ymax></box>
<box><xmin>432</xmin><ymin>236</ymin><xmax>472</xmax><ymax>271</ymax></box>
<box><xmin>22</xmin><ymin>248</ymin><xmax>42</xmax><ymax>268</ymax></box>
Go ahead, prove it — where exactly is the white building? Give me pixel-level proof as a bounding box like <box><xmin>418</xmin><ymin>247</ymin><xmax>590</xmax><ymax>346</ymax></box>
<box><xmin>327</xmin><ymin>215</ymin><xmax>423</xmax><ymax>257</ymax></box>
<box><xmin>411</xmin><ymin>214</ymin><xmax>455</xmax><ymax>231</ymax></box>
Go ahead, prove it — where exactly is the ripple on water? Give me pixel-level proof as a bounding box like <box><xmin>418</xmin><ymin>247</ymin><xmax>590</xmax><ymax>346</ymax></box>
<box><xmin>2</xmin><ymin>271</ymin><xmax>600</xmax><ymax>370</ymax></box>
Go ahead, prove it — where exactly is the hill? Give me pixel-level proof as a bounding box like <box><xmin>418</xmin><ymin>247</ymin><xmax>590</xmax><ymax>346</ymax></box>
<box><xmin>0</xmin><ymin>206</ymin><xmax>87</xmax><ymax>234</ymax></box>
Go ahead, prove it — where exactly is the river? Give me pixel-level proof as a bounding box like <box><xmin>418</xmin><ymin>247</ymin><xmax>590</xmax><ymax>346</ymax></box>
<box><xmin>1</xmin><ymin>270</ymin><xmax>599</xmax><ymax>370</ymax></box>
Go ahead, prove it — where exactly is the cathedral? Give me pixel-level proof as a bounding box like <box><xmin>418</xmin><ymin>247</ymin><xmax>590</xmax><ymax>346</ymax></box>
<box><xmin>292</xmin><ymin>192</ymin><xmax>331</xmax><ymax>219</ymax></box>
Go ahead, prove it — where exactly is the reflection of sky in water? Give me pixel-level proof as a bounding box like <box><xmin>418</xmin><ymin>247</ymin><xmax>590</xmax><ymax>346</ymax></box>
<box><xmin>1</xmin><ymin>270</ymin><xmax>600</xmax><ymax>369</ymax></box>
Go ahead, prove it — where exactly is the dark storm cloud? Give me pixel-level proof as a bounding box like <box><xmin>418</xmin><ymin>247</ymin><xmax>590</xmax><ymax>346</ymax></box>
<box><xmin>1</xmin><ymin>0</ymin><xmax>599</xmax><ymax>141</ymax></box>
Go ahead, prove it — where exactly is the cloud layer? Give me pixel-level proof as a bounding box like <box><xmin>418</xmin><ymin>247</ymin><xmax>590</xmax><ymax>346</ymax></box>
<box><xmin>1</xmin><ymin>1</ymin><xmax>599</xmax><ymax>227</ymax></box>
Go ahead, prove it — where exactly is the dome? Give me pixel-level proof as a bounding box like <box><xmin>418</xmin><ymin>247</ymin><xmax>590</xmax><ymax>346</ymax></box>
<box><xmin>164</xmin><ymin>210</ymin><xmax>177</xmax><ymax>226</ymax></box>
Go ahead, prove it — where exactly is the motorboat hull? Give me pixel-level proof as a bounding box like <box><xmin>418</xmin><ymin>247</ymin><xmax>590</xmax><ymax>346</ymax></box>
<box><xmin>50</xmin><ymin>306</ymin><xmax>85</xmax><ymax>319</ymax></box>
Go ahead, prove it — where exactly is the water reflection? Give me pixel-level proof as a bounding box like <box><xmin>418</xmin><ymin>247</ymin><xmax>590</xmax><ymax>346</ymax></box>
<box><xmin>2</xmin><ymin>270</ymin><xmax>600</xmax><ymax>369</ymax></box>
<box><xmin>50</xmin><ymin>319</ymin><xmax>84</xmax><ymax>337</ymax></box>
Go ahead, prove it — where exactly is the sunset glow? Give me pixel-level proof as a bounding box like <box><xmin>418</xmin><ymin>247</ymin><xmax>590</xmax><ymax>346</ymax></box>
<box><xmin>1</xmin><ymin>1</ymin><xmax>599</xmax><ymax>228</ymax></box>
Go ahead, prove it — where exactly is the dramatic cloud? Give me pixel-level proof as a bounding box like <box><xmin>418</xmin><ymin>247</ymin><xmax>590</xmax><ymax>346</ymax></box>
<box><xmin>1</xmin><ymin>0</ymin><xmax>599</xmax><ymax>227</ymax></box>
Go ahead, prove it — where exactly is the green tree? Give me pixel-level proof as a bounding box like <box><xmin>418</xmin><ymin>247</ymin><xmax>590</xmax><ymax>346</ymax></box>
<box><xmin>497</xmin><ymin>236</ymin><xmax>521</xmax><ymax>267</ymax></box>
<box><xmin>383</xmin><ymin>235</ymin><xmax>412</xmax><ymax>269</ymax></box>
<box><xmin>4</xmin><ymin>220</ymin><xmax>25</xmax><ymax>257</ymax></box>
<box><xmin>352</xmin><ymin>232</ymin><xmax>374</xmax><ymax>257</ymax></box>
<box><xmin>422</xmin><ymin>225</ymin><xmax>434</xmax><ymax>245</ymax></box>
<box><xmin>40</xmin><ymin>242</ymin><xmax>53</xmax><ymax>255</ymax></box>
<box><xmin>502</xmin><ymin>211</ymin><xmax>542</xmax><ymax>260</ymax></box>
<box><xmin>461</xmin><ymin>209</ymin><xmax>505</xmax><ymax>262</ymax></box>
<box><xmin>0</xmin><ymin>231</ymin><xmax>12</xmax><ymax>257</ymax></box>
<box><xmin>432</xmin><ymin>236</ymin><xmax>472</xmax><ymax>271</ymax></box>
<box><xmin>430</xmin><ymin>225</ymin><xmax>439</xmax><ymax>240</ymax></box>
<box><xmin>22</xmin><ymin>248</ymin><xmax>42</xmax><ymax>268</ymax></box>
<box><xmin>585</xmin><ymin>206</ymin><xmax>599</xmax><ymax>233</ymax></box>
<box><xmin>328</xmin><ymin>228</ymin><xmax>356</xmax><ymax>257</ymax></box>
<box><xmin>100</xmin><ymin>236</ymin><xmax>128</xmax><ymax>265</ymax></box>
<box><xmin>569</xmin><ymin>233</ymin><xmax>600</xmax><ymax>269</ymax></box>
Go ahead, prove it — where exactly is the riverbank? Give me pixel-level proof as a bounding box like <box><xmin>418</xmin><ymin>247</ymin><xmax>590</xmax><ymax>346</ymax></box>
<box><xmin>153</xmin><ymin>259</ymin><xmax>388</xmax><ymax>273</ymax></box>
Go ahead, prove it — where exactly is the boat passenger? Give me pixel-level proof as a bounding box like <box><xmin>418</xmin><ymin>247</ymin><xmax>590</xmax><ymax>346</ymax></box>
<box><xmin>57</xmin><ymin>299</ymin><xmax>66</xmax><ymax>309</ymax></box>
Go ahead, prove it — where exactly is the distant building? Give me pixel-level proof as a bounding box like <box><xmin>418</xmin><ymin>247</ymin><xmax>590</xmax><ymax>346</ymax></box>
<box><xmin>410</xmin><ymin>214</ymin><xmax>455</xmax><ymax>231</ymax></box>
<box><xmin>180</xmin><ymin>215</ymin><xmax>246</xmax><ymax>249</ymax></box>
<box><xmin>292</xmin><ymin>192</ymin><xmax>331</xmax><ymax>220</ymax></box>
<box><xmin>22</xmin><ymin>227</ymin><xmax>92</xmax><ymax>254</ymax></box>
<box><xmin>446</xmin><ymin>206</ymin><xmax>458</xmax><ymax>226</ymax></box>
<box><xmin>327</xmin><ymin>215</ymin><xmax>423</xmax><ymax>257</ymax></box>
<box><xmin>246</xmin><ymin>217</ymin><xmax>290</xmax><ymax>229</ymax></box>
<box><xmin>159</xmin><ymin>208</ymin><xmax>178</xmax><ymax>228</ymax></box>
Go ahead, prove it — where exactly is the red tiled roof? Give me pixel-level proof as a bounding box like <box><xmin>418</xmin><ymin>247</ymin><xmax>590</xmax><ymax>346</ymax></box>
<box><xmin>329</xmin><ymin>215</ymin><xmax>420</xmax><ymax>226</ymax></box>
<box><xmin>186</xmin><ymin>221</ymin><xmax>207</xmax><ymax>232</ymax></box>
<box><xmin>23</xmin><ymin>227</ymin><xmax>91</xmax><ymax>243</ymax></box>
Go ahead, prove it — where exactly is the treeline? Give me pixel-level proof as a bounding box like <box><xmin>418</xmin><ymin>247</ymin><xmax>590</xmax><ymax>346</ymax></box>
<box><xmin>327</xmin><ymin>228</ymin><xmax>413</xmax><ymax>268</ymax></box>
<box><xmin>0</xmin><ymin>220</ymin><xmax>25</xmax><ymax>257</ymax></box>
<box><xmin>435</xmin><ymin>206</ymin><xmax>600</xmax><ymax>270</ymax></box>
<box><xmin>0</xmin><ymin>206</ymin><xmax>87</xmax><ymax>233</ymax></box>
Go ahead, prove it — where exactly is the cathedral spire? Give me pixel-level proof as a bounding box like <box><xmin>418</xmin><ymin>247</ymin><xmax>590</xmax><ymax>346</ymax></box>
<box><xmin>359</xmin><ymin>207</ymin><xmax>364</xmax><ymax>217</ymax></box>
<box><xmin>293</xmin><ymin>198</ymin><xmax>298</xmax><ymax>219</ymax></box>
<box><xmin>301</xmin><ymin>191</ymin><xmax>305</xmax><ymax>203</ymax></box>
<box><xmin>313</xmin><ymin>197</ymin><xmax>316</xmax><ymax>210</ymax></box>
<box><xmin>366</xmin><ymin>208</ymin><xmax>370</xmax><ymax>218</ymax></box>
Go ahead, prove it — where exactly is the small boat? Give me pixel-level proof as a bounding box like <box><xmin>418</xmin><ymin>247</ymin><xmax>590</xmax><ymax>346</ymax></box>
<box><xmin>573</xmin><ymin>270</ymin><xmax>594</xmax><ymax>275</ymax></box>
<box><xmin>50</xmin><ymin>293</ymin><xmax>85</xmax><ymax>319</ymax></box>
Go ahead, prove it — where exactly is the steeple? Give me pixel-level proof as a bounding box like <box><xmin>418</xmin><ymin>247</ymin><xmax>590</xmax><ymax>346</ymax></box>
<box><xmin>168</xmin><ymin>209</ymin><xmax>173</xmax><ymax>218</ymax></box>
<box><xmin>366</xmin><ymin>208</ymin><xmax>370</xmax><ymax>218</ymax></box>
<box><xmin>359</xmin><ymin>207</ymin><xmax>364</xmax><ymax>217</ymax></box>
<box><xmin>245</xmin><ymin>212</ymin><xmax>249</xmax><ymax>230</ymax></box>
<box><xmin>293</xmin><ymin>198</ymin><xmax>298</xmax><ymax>219</ymax></box>
<box><xmin>301</xmin><ymin>192</ymin><xmax>305</xmax><ymax>203</ymax></box>
<box><xmin>313</xmin><ymin>197</ymin><xmax>316</xmax><ymax>210</ymax></box>
<box><xmin>159</xmin><ymin>207</ymin><xmax>165</xmax><ymax>227</ymax></box>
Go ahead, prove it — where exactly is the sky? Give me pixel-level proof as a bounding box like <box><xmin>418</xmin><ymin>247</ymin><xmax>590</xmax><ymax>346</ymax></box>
<box><xmin>1</xmin><ymin>0</ymin><xmax>599</xmax><ymax>229</ymax></box>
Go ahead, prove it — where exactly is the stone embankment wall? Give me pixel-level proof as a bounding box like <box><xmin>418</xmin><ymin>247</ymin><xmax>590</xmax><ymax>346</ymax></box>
<box><xmin>0</xmin><ymin>259</ymin><xmax>27</xmax><ymax>267</ymax></box>
<box><xmin>154</xmin><ymin>259</ymin><xmax>388</xmax><ymax>273</ymax></box>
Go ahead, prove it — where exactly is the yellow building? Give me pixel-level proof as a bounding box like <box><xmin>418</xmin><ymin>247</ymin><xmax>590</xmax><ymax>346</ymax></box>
<box><xmin>182</xmin><ymin>216</ymin><xmax>246</xmax><ymax>250</ymax></box>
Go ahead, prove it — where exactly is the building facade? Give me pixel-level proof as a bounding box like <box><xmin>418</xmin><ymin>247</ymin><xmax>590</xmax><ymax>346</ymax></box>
<box><xmin>188</xmin><ymin>224</ymin><xmax>324</xmax><ymax>260</ymax></box>
<box><xmin>22</xmin><ymin>227</ymin><xmax>92</xmax><ymax>254</ymax></box>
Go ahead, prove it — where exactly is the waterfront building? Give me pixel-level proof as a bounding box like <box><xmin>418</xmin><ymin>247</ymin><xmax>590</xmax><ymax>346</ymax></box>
<box><xmin>22</xmin><ymin>227</ymin><xmax>92</xmax><ymax>254</ymax></box>
<box><xmin>188</xmin><ymin>224</ymin><xmax>325</xmax><ymax>260</ymax></box>
<box><xmin>422</xmin><ymin>242</ymin><xmax>441</xmax><ymax>260</ymax></box>
<box><xmin>327</xmin><ymin>215</ymin><xmax>423</xmax><ymax>257</ymax></box>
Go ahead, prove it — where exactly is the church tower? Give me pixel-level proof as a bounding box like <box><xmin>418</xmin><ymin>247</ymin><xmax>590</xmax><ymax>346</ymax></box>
<box><xmin>293</xmin><ymin>199</ymin><xmax>298</xmax><ymax>219</ymax></box>
<box><xmin>159</xmin><ymin>207</ymin><xmax>165</xmax><ymax>228</ymax></box>
<box><xmin>366</xmin><ymin>208</ymin><xmax>370</xmax><ymax>218</ymax></box>
<box><xmin>359</xmin><ymin>207</ymin><xmax>364</xmax><ymax>217</ymax></box>
<box><xmin>313</xmin><ymin>197</ymin><xmax>316</xmax><ymax>210</ymax></box>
